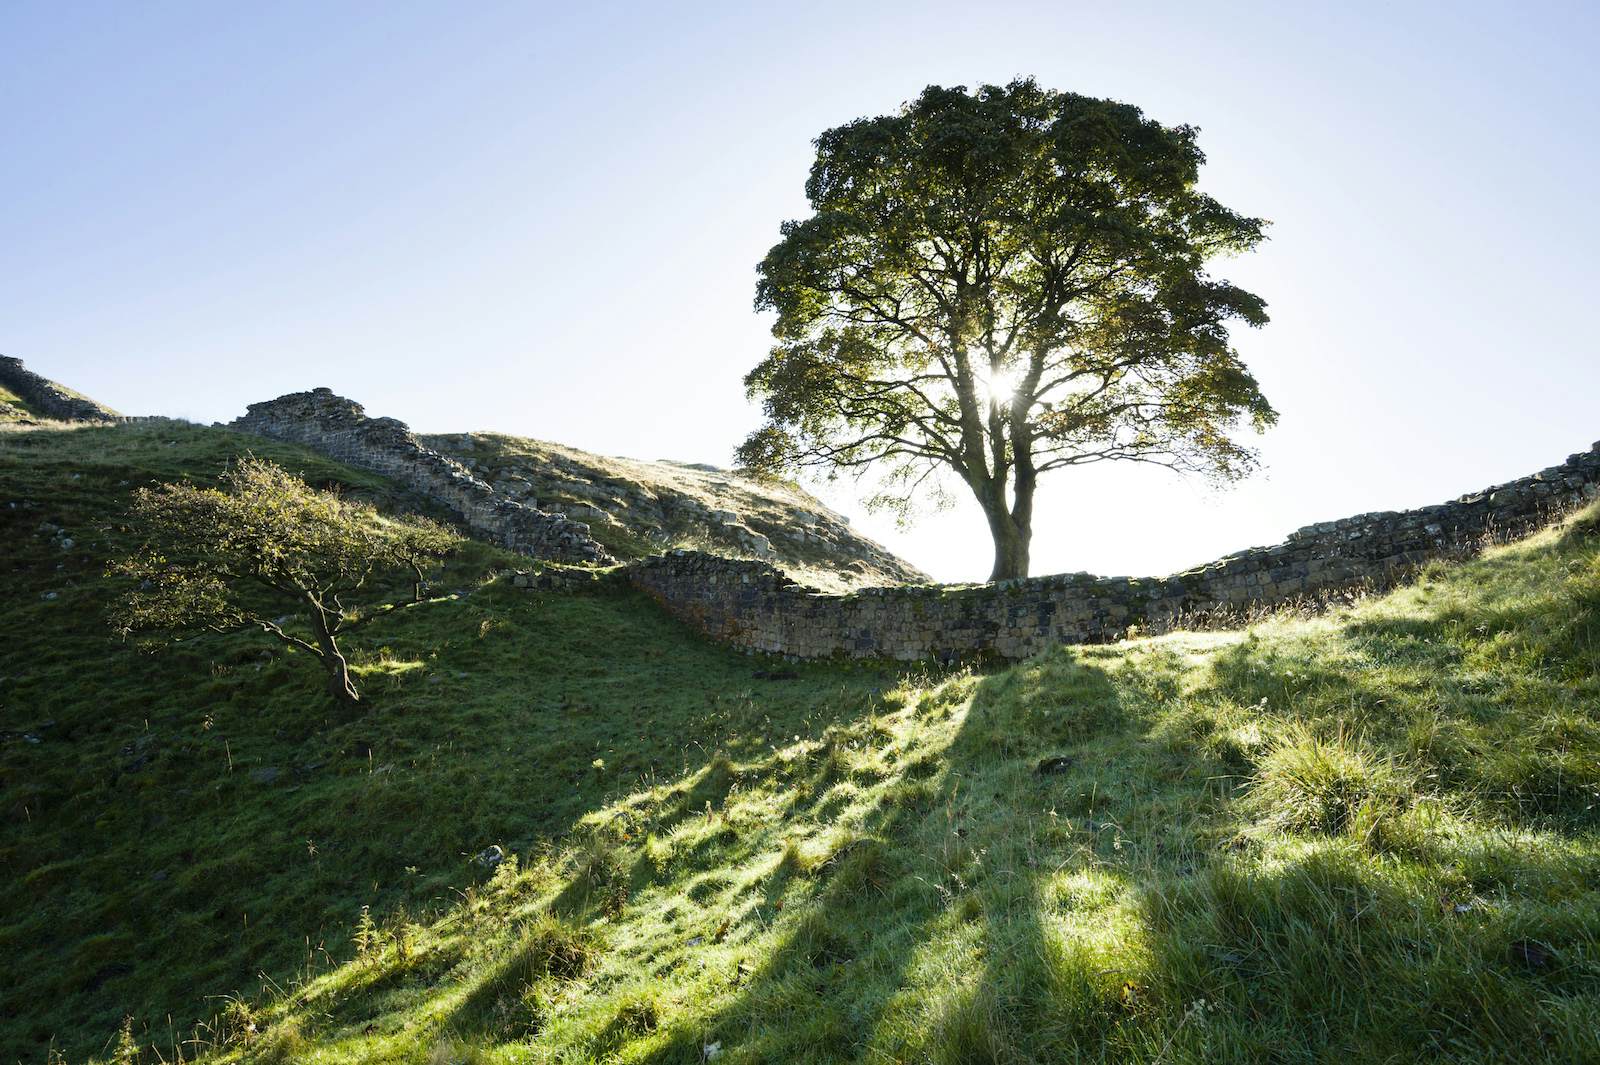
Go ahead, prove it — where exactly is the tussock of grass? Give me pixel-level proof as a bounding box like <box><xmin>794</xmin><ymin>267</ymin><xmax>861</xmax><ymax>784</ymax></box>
<box><xmin>1247</xmin><ymin>725</ymin><xmax>1416</xmax><ymax>835</ymax></box>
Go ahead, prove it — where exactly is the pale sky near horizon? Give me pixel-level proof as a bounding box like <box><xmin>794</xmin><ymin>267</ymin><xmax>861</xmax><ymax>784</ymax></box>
<box><xmin>4</xmin><ymin>1</ymin><xmax>1597</xmax><ymax>583</ymax></box>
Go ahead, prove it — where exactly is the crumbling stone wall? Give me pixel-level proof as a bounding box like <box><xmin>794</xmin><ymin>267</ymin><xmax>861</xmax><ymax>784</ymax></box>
<box><xmin>0</xmin><ymin>356</ymin><xmax>120</xmax><ymax>422</ymax></box>
<box><xmin>625</xmin><ymin>441</ymin><xmax>1600</xmax><ymax>661</ymax></box>
<box><xmin>227</xmin><ymin>381</ymin><xmax>1597</xmax><ymax>661</ymax></box>
<box><xmin>230</xmin><ymin>389</ymin><xmax>611</xmax><ymax>565</ymax></box>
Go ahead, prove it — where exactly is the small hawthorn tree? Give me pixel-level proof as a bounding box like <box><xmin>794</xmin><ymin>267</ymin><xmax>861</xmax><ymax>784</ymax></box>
<box><xmin>740</xmin><ymin>78</ymin><xmax>1276</xmax><ymax>580</ymax></box>
<box><xmin>110</xmin><ymin>457</ymin><xmax>459</xmax><ymax>705</ymax></box>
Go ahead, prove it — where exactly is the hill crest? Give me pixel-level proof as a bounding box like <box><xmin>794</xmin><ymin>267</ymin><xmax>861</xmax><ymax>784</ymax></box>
<box><xmin>226</xmin><ymin>386</ymin><xmax>927</xmax><ymax>591</ymax></box>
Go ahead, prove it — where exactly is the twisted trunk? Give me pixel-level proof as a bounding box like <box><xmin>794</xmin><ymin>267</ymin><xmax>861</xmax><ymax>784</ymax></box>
<box><xmin>306</xmin><ymin>594</ymin><xmax>360</xmax><ymax>705</ymax></box>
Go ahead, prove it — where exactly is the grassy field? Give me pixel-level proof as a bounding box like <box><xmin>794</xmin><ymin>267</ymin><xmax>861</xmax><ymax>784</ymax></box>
<box><xmin>3</xmin><ymin>423</ymin><xmax>1599</xmax><ymax>1063</ymax></box>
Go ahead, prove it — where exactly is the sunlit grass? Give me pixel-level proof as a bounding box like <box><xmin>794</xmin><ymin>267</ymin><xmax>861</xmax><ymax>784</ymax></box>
<box><xmin>4</xmin><ymin>422</ymin><xmax>1599</xmax><ymax>1063</ymax></box>
<box><xmin>147</xmin><ymin>502</ymin><xmax>1598</xmax><ymax>1063</ymax></box>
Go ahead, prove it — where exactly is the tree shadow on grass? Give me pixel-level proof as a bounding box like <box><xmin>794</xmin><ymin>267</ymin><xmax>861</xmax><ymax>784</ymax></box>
<box><xmin>625</xmin><ymin>594</ymin><xmax>1600</xmax><ymax>1064</ymax></box>
<box><xmin>191</xmin><ymin>512</ymin><xmax>1600</xmax><ymax>1063</ymax></box>
<box><xmin>612</xmin><ymin>649</ymin><xmax>1150</xmax><ymax>1064</ymax></box>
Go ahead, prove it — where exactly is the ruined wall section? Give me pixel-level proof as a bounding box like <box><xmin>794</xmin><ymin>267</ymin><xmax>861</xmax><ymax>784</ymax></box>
<box><xmin>218</xmin><ymin>382</ymin><xmax>1600</xmax><ymax>661</ymax></box>
<box><xmin>230</xmin><ymin>389</ymin><xmax>611</xmax><ymax>565</ymax></box>
<box><xmin>625</xmin><ymin>441</ymin><xmax>1600</xmax><ymax>661</ymax></box>
<box><xmin>0</xmin><ymin>356</ymin><xmax>120</xmax><ymax>422</ymax></box>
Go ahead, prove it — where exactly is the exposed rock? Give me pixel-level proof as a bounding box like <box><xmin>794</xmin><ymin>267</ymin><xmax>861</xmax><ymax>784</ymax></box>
<box><xmin>230</xmin><ymin>389</ymin><xmax>611</xmax><ymax>565</ymax></box>
<box><xmin>214</xmin><ymin>384</ymin><xmax>924</xmax><ymax>589</ymax></box>
<box><xmin>725</xmin><ymin>523</ymin><xmax>775</xmax><ymax>559</ymax></box>
<box><xmin>0</xmin><ymin>356</ymin><xmax>120</xmax><ymax>422</ymax></box>
<box><xmin>420</xmin><ymin>431</ymin><xmax>928</xmax><ymax>591</ymax></box>
<box><xmin>475</xmin><ymin>845</ymin><xmax>505</xmax><ymax>868</ymax></box>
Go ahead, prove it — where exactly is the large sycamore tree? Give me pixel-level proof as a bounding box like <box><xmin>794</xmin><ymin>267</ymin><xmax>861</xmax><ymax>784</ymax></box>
<box><xmin>740</xmin><ymin>78</ymin><xmax>1275</xmax><ymax>580</ymax></box>
<box><xmin>111</xmin><ymin>457</ymin><xmax>459</xmax><ymax>705</ymax></box>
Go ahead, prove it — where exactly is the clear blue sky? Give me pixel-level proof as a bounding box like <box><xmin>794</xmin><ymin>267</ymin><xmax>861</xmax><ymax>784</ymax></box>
<box><xmin>4</xmin><ymin>1</ymin><xmax>1597</xmax><ymax>582</ymax></box>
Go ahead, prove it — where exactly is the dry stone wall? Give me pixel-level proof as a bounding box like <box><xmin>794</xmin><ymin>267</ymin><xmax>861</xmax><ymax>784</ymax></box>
<box><xmin>626</xmin><ymin>441</ymin><xmax>1600</xmax><ymax>661</ymax></box>
<box><xmin>0</xmin><ymin>356</ymin><xmax>120</xmax><ymax>422</ymax></box>
<box><xmin>230</xmin><ymin>389</ymin><xmax>611</xmax><ymax>565</ymax></box>
<box><xmin>220</xmin><ymin>381</ymin><xmax>1599</xmax><ymax>663</ymax></box>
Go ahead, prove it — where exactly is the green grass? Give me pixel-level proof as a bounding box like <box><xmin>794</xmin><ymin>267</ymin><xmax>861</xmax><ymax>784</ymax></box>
<box><xmin>3</xmin><ymin>423</ymin><xmax>1599</xmax><ymax>1063</ymax></box>
<box><xmin>0</xmin><ymin>383</ymin><xmax>43</xmax><ymax>420</ymax></box>
<box><xmin>0</xmin><ymin>423</ymin><xmax>897</xmax><ymax>1064</ymax></box>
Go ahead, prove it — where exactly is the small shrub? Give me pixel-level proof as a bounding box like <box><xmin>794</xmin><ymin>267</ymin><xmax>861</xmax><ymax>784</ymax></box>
<box><xmin>214</xmin><ymin>994</ymin><xmax>257</xmax><ymax>1047</ymax></box>
<box><xmin>354</xmin><ymin>904</ymin><xmax>378</xmax><ymax>958</ymax></box>
<box><xmin>112</xmin><ymin>1017</ymin><xmax>141</xmax><ymax>1065</ymax></box>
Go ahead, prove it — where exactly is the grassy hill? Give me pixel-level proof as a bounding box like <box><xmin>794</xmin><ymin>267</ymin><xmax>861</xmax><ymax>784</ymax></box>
<box><xmin>416</xmin><ymin>431</ymin><xmax>928</xmax><ymax>592</ymax></box>
<box><xmin>3</xmin><ymin>422</ymin><xmax>1598</xmax><ymax>1063</ymax></box>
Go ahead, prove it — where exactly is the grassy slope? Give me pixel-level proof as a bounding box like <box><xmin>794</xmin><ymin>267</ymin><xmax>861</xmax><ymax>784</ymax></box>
<box><xmin>0</xmin><ymin>424</ymin><xmax>896</xmax><ymax>1063</ymax></box>
<box><xmin>206</xmin><ymin>512</ymin><xmax>1600</xmax><ymax>1065</ymax></box>
<box><xmin>3</xmin><ymin>424</ymin><xmax>1599</xmax><ymax>1063</ymax></box>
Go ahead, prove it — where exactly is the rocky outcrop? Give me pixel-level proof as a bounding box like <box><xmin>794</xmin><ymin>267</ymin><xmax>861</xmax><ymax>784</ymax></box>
<box><xmin>420</xmin><ymin>432</ymin><xmax>928</xmax><ymax>591</ymax></box>
<box><xmin>625</xmin><ymin>440</ymin><xmax>1600</xmax><ymax>661</ymax></box>
<box><xmin>230</xmin><ymin>389</ymin><xmax>611</xmax><ymax>565</ymax></box>
<box><xmin>225</xmin><ymin>388</ymin><xmax>925</xmax><ymax>586</ymax></box>
<box><xmin>0</xmin><ymin>357</ymin><xmax>120</xmax><ymax>422</ymax></box>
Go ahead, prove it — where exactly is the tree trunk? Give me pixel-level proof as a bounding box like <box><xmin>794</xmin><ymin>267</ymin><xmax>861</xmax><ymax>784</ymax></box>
<box><xmin>1002</xmin><ymin>454</ymin><xmax>1037</xmax><ymax>582</ymax></box>
<box><xmin>984</xmin><ymin>501</ymin><xmax>1032</xmax><ymax>582</ymax></box>
<box><xmin>321</xmin><ymin>647</ymin><xmax>360</xmax><ymax>706</ymax></box>
<box><xmin>306</xmin><ymin>597</ymin><xmax>360</xmax><ymax>705</ymax></box>
<box><xmin>966</xmin><ymin>456</ymin><xmax>1036</xmax><ymax>582</ymax></box>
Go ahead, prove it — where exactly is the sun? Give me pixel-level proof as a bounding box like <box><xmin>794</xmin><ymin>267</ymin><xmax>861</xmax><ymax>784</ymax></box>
<box><xmin>978</xmin><ymin>366</ymin><xmax>1020</xmax><ymax>407</ymax></box>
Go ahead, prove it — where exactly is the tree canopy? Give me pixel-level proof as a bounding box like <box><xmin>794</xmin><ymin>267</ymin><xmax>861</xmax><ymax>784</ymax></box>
<box><xmin>110</xmin><ymin>457</ymin><xmax>459</xmax><ymax>705</ymax></box>
<box><xmin>740</xmin><ymin>78</ymin><xmax>1275</xmax><ymax>579</ymax></box>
